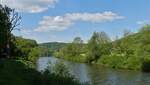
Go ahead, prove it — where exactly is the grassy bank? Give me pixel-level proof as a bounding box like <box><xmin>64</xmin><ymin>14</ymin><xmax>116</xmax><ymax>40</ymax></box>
<box><xmin>0</xmin><ymin>59</ymin><xmax>89</xmax><ymax>85</ymax></box>
<box><xmin>54</xmin><ymin>26</ymin><xmax>150</xmax><ymax>72</ymax></box>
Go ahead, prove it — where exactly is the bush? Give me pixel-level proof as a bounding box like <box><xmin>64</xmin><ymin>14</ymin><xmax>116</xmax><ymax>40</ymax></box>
<box><xmin>97</xmin><ymin>53</ymin><xmax>143</xmax><ymax>70</ymax></box>
<box><xmin>98</xmin><ymin>54</ymin><xmax>127</xmax><ymax>69</ymax></box>
<box><xmin>0</xmin><ymin>59</ymin><xmax>89</xmax><ymax>85</ymax></box>
<box><xmin>142</xmin><ymin>56</ymin><xmax>150</xmax><ymax>72</ymax></box>
<box><xmin>125</xmin><ymin>56</ymin><xmax>141</xmax><ymax>70</ymax></box>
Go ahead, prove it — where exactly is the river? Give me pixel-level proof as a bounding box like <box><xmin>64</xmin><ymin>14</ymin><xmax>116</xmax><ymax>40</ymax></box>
<box><xmin>37</xmin><ymin>57</ymin><xmax>150</xmax><ymax>85</ymax></box>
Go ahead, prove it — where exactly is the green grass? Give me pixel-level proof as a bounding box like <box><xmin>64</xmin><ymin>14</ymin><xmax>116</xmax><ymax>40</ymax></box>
<box><xmin>0</xmin><ymin>59</ymin><xmax>89</xmax><ymax>85</ymax></box>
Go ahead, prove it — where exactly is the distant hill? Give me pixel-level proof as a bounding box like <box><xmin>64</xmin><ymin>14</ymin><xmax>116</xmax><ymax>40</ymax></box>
<box><xmin>39</xmin><ymin>42</ymin><xmax>68</xmax><ymax>51</ymax></box>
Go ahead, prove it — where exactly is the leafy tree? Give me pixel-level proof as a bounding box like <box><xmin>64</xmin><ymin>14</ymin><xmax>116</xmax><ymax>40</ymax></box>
<box><xmin>65</xmin><ymin>37</ymin><xmax>83</xmax><ymax>56</ymax></box>
<box><xmin>73</xmin><ymin>37</ymin><xmax>83</xmax><ymax>44</ymax></box>
<box><xmin>86</xmin><ymin>32</ymin><xmax>101</xmax><ymax>63</ymax></box>
<box><xmin>86</xmin><ymin>32</ymin><xmax>111</xmax><ymax>63</ymax></box>
<box><xmin>28</xmin><ymin>47</ymin><xmax>52</xmax><ymax>63</ymax></box>
<box><xmin>98</xmin><ymin>31</ymin><xmax>111</xmax><ymax>44</ymax></box>
<box><xmin>72</xmin><ymin>37</ymin><xmax>84</xmax><ymax>55</ymax></box>
<box><xmin>14</xmin><ymin>37</ymin><xmax>38</xmax><ymax>58</ymax></box>
<box><xmin>0</xmin><ymin>5</ymin><xmax>21</xmax><ymax>58</ymax></box>
<box><xmin>39</xmin><ymin>42</ymin><xmax>67</xmax><ymax>52</ymax></box>
<box><xmin>54</xmin><ymin>25</ymin><xmax>150</xmax><ymax>71</ymax></box>
<box><xmin>123</xmin><ymin>29</ymin><xmax>132</xmax><ymax>37</ymax></box>
<box><xmin>140</xmin><ymin>24</ymin><xmax>150</xmax><ymax>32</ymax></box>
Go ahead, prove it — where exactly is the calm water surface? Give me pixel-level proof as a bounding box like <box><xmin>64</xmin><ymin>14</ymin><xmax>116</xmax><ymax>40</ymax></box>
<box><xmin>37</xmin><ymin>57</ymin><xmax>150</xmax><ymax>85</ymax></box>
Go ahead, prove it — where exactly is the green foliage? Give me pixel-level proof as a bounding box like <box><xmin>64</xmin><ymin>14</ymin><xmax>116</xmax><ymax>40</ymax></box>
<box><xmin>39</xmin><ymin>42</ymin><xmax>67</xmax><ymax>51</ymax></box>
<box><xmin>0</xmin><ymin>5</ymin><xmax>89</xmax><ymax>85</ymax></box>
<box><xmin>54</xmin><ymin>25</ymin><xmax>150</xmax><ymax>72</ymax></box>
<box><xmin>141</xmin><ymin>56</ymin><xmax>150</xmax><ymax>72</ymax></box>
<box><xmin>14</xmin><ymin>37</ymin><xmax>38</xmax><ymax>57</ymax></box>
<box><xmin>0</xmin><ymin>60</ymin><xmax>87</xmax><ymax>85</ymax></box>
<box><xmin>98</xmin><ymin>26</ymin><xmax>150</xmax><ymax>71</ymax></box>
<box><xmin>140</xmin><ymin>24</ymin><xmax>150</xmax><ymax>32</ymax></box>
<box><xmin>86</xmin><ymin>32</ymin><xmax>111</xmax><ymax>63</ymax></box>
<box><xmin>12</xmin><ymin>37</ymin><xmax>52</xmax><ymax>64</ymax></box>
<box><xmin>0</xmin><ymin>4</ymin><xmax>21</xmax><ymax>58</ymax></box>
<box><xmin>125</xmin><ymin>56</ymin><xmax>142</xmax><ymax>70</ymax></box>
<box><xmin>123</xmin><ymin>29</ymin><xmax>133</xmax><ymax>37</ymax></box>
<box><xmin>43</xmin><ymin>61</ymin><xmax>90</xmax><ymax>85</ymax></box>
<box><xmin>86</xmin><ymin>32</ymin><xmax>101</xmax><ymax>63</ymax></box>
<box><xmin>47</xmin><ymin>61</ymin><xmax>73</xmax><ymax>78</ymax></box>
<box><xmin>98</xmin><ymin>54</ymin><xmax>141</xmax><ymax>70</ymax></box>
<box><xmin>55</xmin><ymin>37</ymin><xmax>86</xmax><ymax>62</ymax></box>
<box><xmin>73</xmin><ymin>37</ymin><xmax>83</xmax><ymax>44</ymax></box>
<box><xmin>0</xmin><ymin>5</ymin><xmax>12</xmax><ymax>57</ymax></box>
<box><xmin>0</xmin><ymin>60</ymin><xmax>42</xmax><ymax>85</ymax></box>
<box><xmin>98</xmin><ymin>54</ymin><xmax>125</xmax><ymax>69</ymax></box>
<box><xmin>98</xmin><ymin>25</ymin><xmax>150</xmax><ymax>71</ymax></box>
<box><xmin>28</xmin><ymin>47</ymin><xmax>52</xmax><ymax>63</ymax></box>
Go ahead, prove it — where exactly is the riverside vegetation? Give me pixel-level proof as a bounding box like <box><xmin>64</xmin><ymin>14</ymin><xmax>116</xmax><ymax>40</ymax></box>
<box><xmin>0</xmin><ymin>4</ymin><xmax>149</xmax><ymax>85</ymax></box>
<box><xmin>54</xmin><ymin>26</ymin><xmax>150</xmax><ymax>72</ymax></box>
<box><xmin>0</xmin><ymin>5</ymin><xmax>88</xmax><ymax>85</ymax></box>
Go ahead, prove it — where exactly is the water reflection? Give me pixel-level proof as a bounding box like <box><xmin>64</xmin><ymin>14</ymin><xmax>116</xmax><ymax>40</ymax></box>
<box><xmin>37</xmin><ymin>57</ymin><xmax>150</xmax><ymax>85</ymax></box>
<box><xmin>64</xmin><ymin>61</ymin><xmax>90</xmax><ymax>82</ymax></box>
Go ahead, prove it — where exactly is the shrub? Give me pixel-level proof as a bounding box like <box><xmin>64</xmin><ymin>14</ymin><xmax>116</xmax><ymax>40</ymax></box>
<box><xmin>142</xmin><ymin>56</ymin><xmax>150</xmax><ymax>72</ymax></box>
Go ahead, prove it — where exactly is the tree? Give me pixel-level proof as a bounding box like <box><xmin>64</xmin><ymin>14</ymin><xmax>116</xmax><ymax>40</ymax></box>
<box><xmin>123</xmin><ymin>29</ymin><xmax>132</xmax><ymax>37</ymax></box>
<box><xmin>55</xmin><ymin>37</ymin><xmax>85</xmax><ymax>60</ymax></box>
<box><xmin>86</xmin><ymin>32</ymin><xmax>111</xmax><ymax>63</ymax></box>
<box><xmin>98</xmin><ymin>31</ymin><xmax>111</xmax><ymax>44</ymax></box>
<box><xmin>140</xmin><ymin>24</ymin><xmax>150</xmax><ymax>32</ymax></box>
<box><xmin>72</xmin><ymin>37</ymin><xmax>84</xmax><ymax>55</ymax></box>
<box><xmin>0</xmin><ymin>5</ymin><xmax>21</xmax><ymax>58</ymax></box>
<box><xmin>14</xmin><ymin>37</ymin><xmax>38</xmax><ymax>58</ymax></box>
<box><xmin>73</xmin><ymin>37</ymin><xmax>83</xmax><ymax>44</ymax></box>
<box><xmin>86</xmin><ymin>32</ymin><xmax>101</xmax><ymax>63</ymax></box>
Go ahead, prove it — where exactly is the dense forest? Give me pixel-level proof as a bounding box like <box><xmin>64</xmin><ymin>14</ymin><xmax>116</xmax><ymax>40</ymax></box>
<box><xmin>54</xmin><ymin>25</ymin><xmax>150</xmax><ymax>71</ymax></box>
<box><xmin>0</xmin><ymin>5</ymin><xmax>88</xmax><ymax>85</ymax></box>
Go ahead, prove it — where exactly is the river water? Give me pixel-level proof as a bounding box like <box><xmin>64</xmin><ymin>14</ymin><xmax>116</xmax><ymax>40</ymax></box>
<box><xmin>37</xmin><ymin>57</ymin><xmax>150</xmax><ymax>85</ymax></box>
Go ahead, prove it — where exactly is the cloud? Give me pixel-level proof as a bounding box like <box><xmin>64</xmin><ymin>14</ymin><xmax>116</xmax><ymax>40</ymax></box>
<box><xmin>137</xmin><ymin>20</ymin><xmax>150</xmax><ymax>25</ymax></box>
<box><xmin>35</xmin><ymin>16</ymin><xmax>73</xmax><ymax>32</ymax></box>
<box><xmin>35</xmin><ymin>11</ymin><xmax>125</xmax><ymax>32</ymax></box>
<box><xmin>1</xmin><ymin>0</ymin><xmax>58</xmax><ymax>13</ymax></box>
<box><xmin>20</xmin><ymin>29</ymin><xmax>33</xmax><ymax>35</ymax></box>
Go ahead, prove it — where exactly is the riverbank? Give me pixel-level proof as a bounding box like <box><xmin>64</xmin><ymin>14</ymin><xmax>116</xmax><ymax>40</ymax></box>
<box><xmin>0</xmin><ymin>59</ymin><xmax>89</xmax><ymax>85</ymax></box>
<box><xmin>54</xmin><ymin>27</ymin><xmax>150</xmax><ymax>72</ymax></box>
<box><xmin>38</xmin><ymin>57</ymin><xmax>150</xmax><ymax>85</ymax></box>
<box><xmin>55</xmin><ymin>55</ymin><xmax>87</xmax><ymax>63</ymax></box>
<box><xmin>54</xmin><ymin>54</ymin><xmax>150</xmax><ymax>72</ymax></box>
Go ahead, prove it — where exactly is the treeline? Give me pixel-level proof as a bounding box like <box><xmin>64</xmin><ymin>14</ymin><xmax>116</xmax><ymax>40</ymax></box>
<box><xmin>0</xmin><ymin>5</ymin><xmax>87</xmax><ymax>85</ymax></box>
<box><xmin>39</xmin><ymin>42</ymin><xmax>67</xmax><ymax>51</ymax></box>
<box><xmin>1</xmin><ymin>34</ymin><xmax>52</xmax><ymax>66</ymax></box>
<box><xmin>15</xmin><ymin>37</ymin><xmax>52</xmax><ymax>64</ymax></box>
<box><xmin>55</xmin><ymin>25</ymin><xmax>150</xmax><ymax>72</ymax></box>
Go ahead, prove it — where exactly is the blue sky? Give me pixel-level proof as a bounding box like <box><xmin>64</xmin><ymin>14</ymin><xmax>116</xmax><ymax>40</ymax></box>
<box><xmin>2</xmin><ymin>0</ymin><xmax>150</xmax><ymax>43</ymax></box>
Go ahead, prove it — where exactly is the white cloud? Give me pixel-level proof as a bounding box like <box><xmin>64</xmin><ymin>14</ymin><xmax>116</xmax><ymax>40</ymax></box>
<box><xmin>137</xmin><ymin>20</ymin><xmax>150</xmax><ymax>25</ymax></box>
<box><xmin>35</xmin><ymin>11</ymin><xmax>125</xmax><ymax>32</ymax></box>
<box><xmin>1</xmin><ymin>0</ymin><xmax>58</xmax><ymax>13</ymax></box>
<box><xmin>65</xmin><ymin>12</ymin><xmax>124</xmax><ymax>22</ymax></box>
<box><xmin>35</xmin><ymin>16</ymin><xmax>73</xmax><ymax>32</ymax></box>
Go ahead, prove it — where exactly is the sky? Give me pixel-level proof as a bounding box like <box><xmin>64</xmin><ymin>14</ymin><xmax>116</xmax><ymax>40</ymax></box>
<box><xmin>1</xmin><ymin>0</ymin><xmax>150</xmax><ymax>43</ymax></box>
